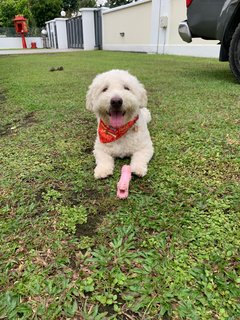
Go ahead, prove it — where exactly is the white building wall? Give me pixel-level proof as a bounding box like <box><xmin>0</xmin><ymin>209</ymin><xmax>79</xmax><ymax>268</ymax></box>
<box><xmin>103</xmin><ymin>0</ymin><xmax>152</xmax><ymax>52</ymax></box>
<box><xmin>0</xmin><ymin>37</ymin><xmax>43</xmax><ymax>49</ymax></box>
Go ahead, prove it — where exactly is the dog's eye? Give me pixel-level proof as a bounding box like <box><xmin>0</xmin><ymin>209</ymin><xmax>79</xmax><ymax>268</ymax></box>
<box><xmin>102</xmin><ymin>87</ymin><xmax>108</xmax><ymax>92</ymax></box>
<box><xmin>124</xmin><ymin>85</ymin><xmax>130</xmax><ymax>91</ymax></box>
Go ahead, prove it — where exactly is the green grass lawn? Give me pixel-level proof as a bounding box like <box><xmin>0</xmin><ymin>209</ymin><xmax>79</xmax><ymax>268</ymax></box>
<box><xmin>0</xmin><ymin>51</ymin><xmax>239</xmax><ymax>320</ymax></box>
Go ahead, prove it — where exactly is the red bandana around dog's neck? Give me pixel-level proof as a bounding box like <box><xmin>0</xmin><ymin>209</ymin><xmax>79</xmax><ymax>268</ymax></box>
<box><xmin>98</xmin><ymin>115</ymin><xmax>139</xmax><ymax>143</ymax></box>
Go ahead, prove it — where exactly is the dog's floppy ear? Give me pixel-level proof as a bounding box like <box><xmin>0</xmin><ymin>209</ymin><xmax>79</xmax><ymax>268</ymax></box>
<box><xmin>86</xmin><ymin>84</ymin><xmax>94</xmax><ymax>111</ymax></box>
<box><xmin>139</xmin><ymin>84</ymin><xmax>148</xmax><ymax>108</ymax></box>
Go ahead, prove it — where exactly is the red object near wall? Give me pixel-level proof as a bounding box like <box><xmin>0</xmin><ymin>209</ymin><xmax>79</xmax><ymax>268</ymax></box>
<box><xmin>13</xmin><ymin>15</ymin><xmax>28</xmax><ymax>49</ymax></box>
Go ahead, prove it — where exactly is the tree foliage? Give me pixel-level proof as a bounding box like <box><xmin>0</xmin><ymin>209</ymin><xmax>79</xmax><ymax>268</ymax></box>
<box><xmin>62</xmin><ymin>0</ymin><xmax>80</xmax><ymax>13</ymax></box>
<box><xmin>79</xmin><ymin>0</ymin><xmax>97</xmax><ymax>8</ymax></box>
<box><xmin>62</xmin><ymin>0</ymin><xmax>96</xmax><ymax>17</ymax></box>
<box><xmin>29</xmin><ymin>0</ymin><xmax>62</xmax><ymax>28</ymax></box>
<box><xmin>0</xmin><ymin>0</ymin><xmax>31</xmax><ymax>27</ymax></box>
<box><xmin>105</xmin><ymin>0</ymin><xmax>134</xmax><ymax>8</ymax></box>
<box><xmin>0</xmin><ymin>0</ymin><xmax>97</xmax><ymax>28</ymax></box>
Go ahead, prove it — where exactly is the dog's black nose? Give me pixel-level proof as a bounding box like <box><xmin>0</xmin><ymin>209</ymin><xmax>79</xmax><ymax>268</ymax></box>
<box><xmin>110</xmin><ymin>96</ymin><xmax>123</xmax><ymax>109</ymax></box>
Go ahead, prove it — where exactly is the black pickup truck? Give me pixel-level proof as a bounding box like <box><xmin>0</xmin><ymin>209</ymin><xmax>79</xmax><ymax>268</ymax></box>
<box><xmin>178</xmin><ymin>0</ymin><xmax>240</xmax><ymax>82</ymax></box>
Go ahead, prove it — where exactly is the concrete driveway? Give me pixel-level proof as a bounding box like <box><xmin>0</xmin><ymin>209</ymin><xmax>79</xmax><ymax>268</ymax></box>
<box><xmin>0</xmin><ymin>48</ymin><xmax>83</xmax><ymax>55</ymax></box>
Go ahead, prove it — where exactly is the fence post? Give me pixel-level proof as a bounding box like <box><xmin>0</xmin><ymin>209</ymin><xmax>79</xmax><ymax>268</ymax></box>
<box><xmin>54</xmin><ymin>18</ymin><xmax>68</xmax><ymax>49</ymax></box>
<box><xmin>80</xmin><ymin>8</ymin><xmax>96</xmax><ymax>50</ymax></box>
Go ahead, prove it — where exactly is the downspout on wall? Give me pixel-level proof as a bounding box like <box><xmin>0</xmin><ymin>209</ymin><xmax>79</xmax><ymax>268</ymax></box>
<box><xmin>150</xmin><ymin>0</ymin><xmax>170</xmax><ymax>54</ymax></box>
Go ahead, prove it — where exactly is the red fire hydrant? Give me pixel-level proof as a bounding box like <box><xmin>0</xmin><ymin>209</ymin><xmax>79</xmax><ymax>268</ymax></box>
<box><xmin>13</xmin><ymin>15</ymin><xmax>28</xmax><ymax>49</ymax></box>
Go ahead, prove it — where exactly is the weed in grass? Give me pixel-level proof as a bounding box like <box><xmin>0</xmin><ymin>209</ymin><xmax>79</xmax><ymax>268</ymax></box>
<box><xmin>58</xmin><ymin>205</ymin><xmax>88</xmax><ymax>234</ymax></box>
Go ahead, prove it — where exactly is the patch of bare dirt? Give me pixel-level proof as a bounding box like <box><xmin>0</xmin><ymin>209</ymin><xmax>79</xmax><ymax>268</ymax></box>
<box><xmin>75</xmin><ymin>187</ymin><xmax>117</xmax><ymax>238</ymax></box>
<box><xmin>0</xmin><ymin>111</ymin><xmax>38</xmax><ymax>136</ymax></box>
<box><xmin>0</xmin><ymin>89</ymin><xmax>6</xmax><ymax>104</ymax></box>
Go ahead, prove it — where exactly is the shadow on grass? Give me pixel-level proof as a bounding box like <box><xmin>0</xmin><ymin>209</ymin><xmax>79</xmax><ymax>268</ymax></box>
<box><xmin>190</xmin><ymin>64</ymin><xmax>237</xmax><ymax>84</ymax></box>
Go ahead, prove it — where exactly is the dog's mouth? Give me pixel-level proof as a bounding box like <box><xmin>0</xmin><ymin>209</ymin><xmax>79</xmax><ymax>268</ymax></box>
<box><xmin>107</xmin><ymin>110</ymin><xmax>126</xmax><ymax>128</ymax></box>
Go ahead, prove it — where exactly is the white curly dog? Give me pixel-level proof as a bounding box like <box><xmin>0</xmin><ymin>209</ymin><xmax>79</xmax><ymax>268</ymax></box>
<box><xmin>86</xmin><ymin>69</ymin><xmax>154</xmax><ymax>179</ymax></box>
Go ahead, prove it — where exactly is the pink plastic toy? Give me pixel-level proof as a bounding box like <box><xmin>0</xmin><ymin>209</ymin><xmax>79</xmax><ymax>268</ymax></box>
<box><xmin>117</xmin><ymin>165</ymin><xmax>132</xmax><ymax>199</ymax></box>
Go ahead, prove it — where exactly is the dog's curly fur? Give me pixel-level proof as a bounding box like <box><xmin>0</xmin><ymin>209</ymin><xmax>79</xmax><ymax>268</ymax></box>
<box><xmin>86</xmin><ymin>69</ymin><xmax>154</xmax><ymax>179</ymax></box>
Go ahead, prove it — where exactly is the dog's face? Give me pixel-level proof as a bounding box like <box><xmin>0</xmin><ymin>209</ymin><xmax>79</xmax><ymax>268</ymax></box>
<box><xmin>86</xmin><ymin>70</ymin><xmax>147</xmax><ymax>128</ymax></box>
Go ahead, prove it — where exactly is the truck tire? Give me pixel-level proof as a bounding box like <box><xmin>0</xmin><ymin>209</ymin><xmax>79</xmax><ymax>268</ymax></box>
<box><xmin>229</xmin><ymin>22</ymin><xmax>240</xmax><ymax>82</ymax></box>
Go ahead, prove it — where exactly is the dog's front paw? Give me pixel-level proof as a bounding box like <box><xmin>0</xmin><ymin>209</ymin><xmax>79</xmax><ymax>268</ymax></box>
<box><xmin>94</xmin><ymin>165</ymin><xmax>113</xmax><ymax>179</ymax></box>
<box><xmin>131</xmin><ymin>164</ymin><xmax>147</xmax><ymax>177</ymax></box>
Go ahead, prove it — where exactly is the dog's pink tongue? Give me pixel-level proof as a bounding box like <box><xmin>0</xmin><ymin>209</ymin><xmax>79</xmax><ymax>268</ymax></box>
<box><xmin>110</xmin><ymin>111</ymin><xmax>124</xmax><ymax>128</ymax></box>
